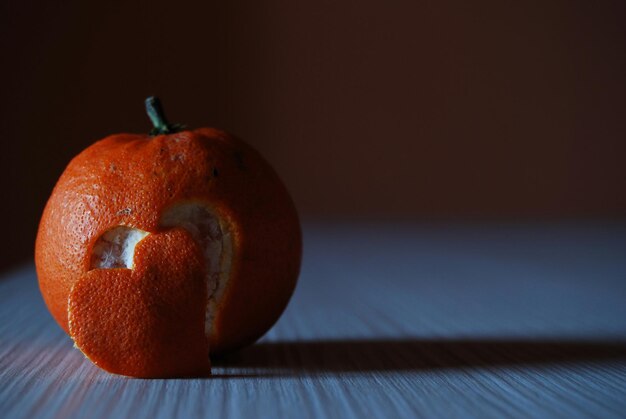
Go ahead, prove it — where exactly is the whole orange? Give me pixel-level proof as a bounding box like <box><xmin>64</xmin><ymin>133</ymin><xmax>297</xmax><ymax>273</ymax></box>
<box><xmin>35</xmin><ymin>97</ymin><xmax>302</xmax><ymax>378</ymax></box>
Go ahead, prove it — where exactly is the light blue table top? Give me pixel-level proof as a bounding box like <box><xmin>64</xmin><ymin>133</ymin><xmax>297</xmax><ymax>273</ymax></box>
<box><xmin>2</xmin><ymin>222</ymin><xmax>626</xmax><ymax>418</ymax></box>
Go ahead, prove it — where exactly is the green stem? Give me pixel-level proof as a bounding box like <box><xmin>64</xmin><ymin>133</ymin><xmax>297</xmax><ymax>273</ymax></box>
<box><xmin>145</xmin><ymin>96</ymin><xmax>184</xmax><ymax>135</ymax></box>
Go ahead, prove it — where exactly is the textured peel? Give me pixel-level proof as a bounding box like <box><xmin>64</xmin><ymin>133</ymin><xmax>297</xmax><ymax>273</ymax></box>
<box><xmin>68</xmin><ymin>229</ymin><xmax>211</xmax><ymax>378</ymax></box>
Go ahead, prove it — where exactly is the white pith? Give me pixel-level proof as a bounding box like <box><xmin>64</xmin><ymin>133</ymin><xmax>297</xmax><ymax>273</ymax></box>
<box><xmin>88</xmin><ymin>203</ymin><xmax>232</xmax><ymax>343</ymax></box>
<box><xmin>159</xmin><ymin>203</ymin><xmax>233</xmax><ymax>339</ymax></box>
<box><xmin>90</xmin><ymin>227</ymin><xmax>149</xmax><ymax>269</ymax></box>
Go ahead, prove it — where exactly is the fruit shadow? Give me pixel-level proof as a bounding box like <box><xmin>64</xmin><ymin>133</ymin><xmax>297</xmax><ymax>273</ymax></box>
<box><xmin>213</xmin><ymin>338</ymin><xmax>626</xmax><ymax>375</ymax></box>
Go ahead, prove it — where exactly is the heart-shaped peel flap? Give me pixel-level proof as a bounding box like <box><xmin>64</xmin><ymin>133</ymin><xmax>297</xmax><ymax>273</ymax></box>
<box><xmin>68</xmin><ymin>229</ymin><xmax>211</xmax><ymax>378</ymax></box>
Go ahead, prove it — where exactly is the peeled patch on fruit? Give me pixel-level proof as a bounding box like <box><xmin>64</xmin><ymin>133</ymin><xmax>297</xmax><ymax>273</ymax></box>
<box><xmin>159</xmin><ymin>202</ymin><xmax>233</xmax><ymax>338</ymax></box>
<box><xmin>90</xmin><ymin>226</ymin><xmax>149</xmax><ymax>269</ymax></box>
<box><xmin>84</xmin><ymin>203</ymin><xmax>231</xmax><ymax>353</ymax></box>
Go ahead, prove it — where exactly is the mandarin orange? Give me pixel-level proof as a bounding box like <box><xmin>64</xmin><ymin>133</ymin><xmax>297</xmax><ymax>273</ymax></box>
<box><xmin>35</xmin><ymin>97</ymin><xmax>301</xmax><ymax>378</ymax></box>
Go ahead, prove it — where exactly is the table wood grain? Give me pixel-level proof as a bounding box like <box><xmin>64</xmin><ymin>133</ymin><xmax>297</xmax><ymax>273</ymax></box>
<box><xmin>2</xmin><ymin>223</ymin><xmax>626</xmax><ymax>418</ymax></box>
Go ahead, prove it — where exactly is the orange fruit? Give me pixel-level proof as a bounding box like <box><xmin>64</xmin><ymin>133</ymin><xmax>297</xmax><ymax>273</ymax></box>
<box><xmin>35</xmin><ymin>97</ymin><xmax>302</xmax><ymax>378</ymax></box>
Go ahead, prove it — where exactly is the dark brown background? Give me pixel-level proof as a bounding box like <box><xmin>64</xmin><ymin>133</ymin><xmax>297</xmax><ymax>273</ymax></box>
<box><xmin>1</xmin><ymin>0</ymin><xmax>625</xmax><ymax>270</ymax></box>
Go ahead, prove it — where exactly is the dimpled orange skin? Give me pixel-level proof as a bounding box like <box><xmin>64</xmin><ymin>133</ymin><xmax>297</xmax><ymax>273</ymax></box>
<box><xmin>35</xmin><ymin>127</ymin><xmax>301</xmax><ymax>377</ymax></box>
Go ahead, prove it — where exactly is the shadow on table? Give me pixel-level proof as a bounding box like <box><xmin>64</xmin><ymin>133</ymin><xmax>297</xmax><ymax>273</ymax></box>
<box><xmin>215</xmin><ymin>338</ymin><xmax>626</xmax><ymax>373</ymax></box>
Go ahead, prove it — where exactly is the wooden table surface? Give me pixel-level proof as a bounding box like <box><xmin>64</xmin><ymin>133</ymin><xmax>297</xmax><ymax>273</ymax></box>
<box><xmin>2</xmin><ymin>223</ymin><xmax>626</xmax><ymax>418</ymax></box>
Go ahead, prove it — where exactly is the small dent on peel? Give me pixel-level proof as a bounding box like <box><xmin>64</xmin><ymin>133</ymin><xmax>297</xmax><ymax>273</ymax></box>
<box><xmin>90</xmin><ymin>226</ymin><xmax>149</xmax><ymax>269</ymax></box>
<box><xmin>171</xmin><ymin>153</ymin><xmax>185</xmax><ymax>162</ymax></box>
